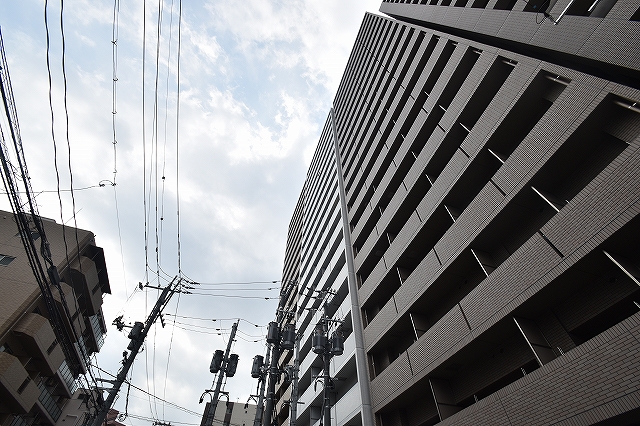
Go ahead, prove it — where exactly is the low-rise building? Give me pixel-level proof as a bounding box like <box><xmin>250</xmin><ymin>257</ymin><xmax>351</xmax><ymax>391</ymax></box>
<box><xmin>0</xmin><ymin>211</ymin><xmax>111</xmax><ymax>426</ymax></box>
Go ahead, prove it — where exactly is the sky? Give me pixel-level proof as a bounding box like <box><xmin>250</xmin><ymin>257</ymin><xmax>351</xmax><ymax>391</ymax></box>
<box><xmin>0</xmin><ymin>1</ymin><xmax>382</xmax><ymax>425</ymax></box>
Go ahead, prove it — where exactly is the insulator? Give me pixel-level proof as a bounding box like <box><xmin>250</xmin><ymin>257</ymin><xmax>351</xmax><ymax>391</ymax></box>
<box><xmin>226</xmin><ymin>354</ymin><xmax>239</xmax><ymax>377</ymax></box>
<box><xmin>312</xmin><ymin>328</ymin><xmax>327</xmax><ymax>354</ymax></box>
<box><xmin>251</xmin><ymin>355</ymin><xmax>264</xmax><ymax>378</ymax></box>
<box><xmin>127</xmin><ymin>322</ymin><xmax>144</xmax><ymax>340</ymax></box>
<box><xmin>266</xmin><ymin>322</ymin><xmax>280</xmax><ymax>344</ymax></box>
<box><xmin>281</xmin><ymin>324</ymin><xmax>296</xmax><ymax>350</ymax></box>
<box><xmin>331</xmin><ymin>331</ymin><xmax>344</xmax><ymax>356</ymax></box>
<box><xmin>210</xmin><ymin>350</ymin><xmax>224</xmax><ymax>373</ymax></box>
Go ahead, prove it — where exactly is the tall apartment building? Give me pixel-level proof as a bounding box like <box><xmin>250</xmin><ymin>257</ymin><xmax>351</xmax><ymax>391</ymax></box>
<box><xmin>275</xmin><ymin>1</ymin><xmax>640</xmax><ymax>425</ymax></box>
<box><xmin>0</xmin><ymin>211</ymin><xmax>111</xmax><ymax>426</ymax></box>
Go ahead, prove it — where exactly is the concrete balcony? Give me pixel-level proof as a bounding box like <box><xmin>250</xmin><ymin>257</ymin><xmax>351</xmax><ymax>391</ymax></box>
<box><xmin>63</xmin><ymin>256</ymin><xmax>102</xmax><ymax>316</ymax></box>
<box><xmin>84</xmin><ymin>313</ymin><xmax>106</xmax><ymax>354</ymax></box>
<box><xmin>52</xmin><ymin>282</ymin><xmax>81</xmax><ymax>344</ymax></box>
<box><xmin>0</xmin><ymin>351</ymin><xmax>40</xmax><ymax>414</ymax></box>
<box><xmin>12</xmin><ymin>313</ymin><xmax>65</xmax><ymax>376</ymax></box>
<box><xmin>52</xmin><ymin>360</ymin><xmax>75</xmax><ymax>399</ymax></box>
<box><xmin>333</xmin><ymin>383</ymin><xmax>361</xmax><ymax>426</ymax></box>
<box><xmin>35</xmin><ymin>381</ymin><xmax>62</xmax><ymax>424</ymax></box>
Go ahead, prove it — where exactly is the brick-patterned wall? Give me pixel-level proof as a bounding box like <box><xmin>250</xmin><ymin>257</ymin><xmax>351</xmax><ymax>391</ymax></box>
<box><xmin>439</xmin><ymin>312</ymin><xmax>640</xmax><ymax>425</ymax></box>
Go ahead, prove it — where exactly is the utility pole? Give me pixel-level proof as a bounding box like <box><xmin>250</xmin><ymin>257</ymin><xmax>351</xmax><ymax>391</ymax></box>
<box><xmin>91</xmin><ymin>277</ymin><xmax>182</xmax><ymax>426</ymax></box>
<box><xmin>251</xmin><ymin>346</ymin><xmax>271</xmax><ymax>426</ymax></box>
<box><xmin>311</xmin><ymin>297</ymin><xmax>344</xmax><ymax>426</ymax></box>
<box><xmin>288</xmin><ymin>331</ymin><xmax>301</xmax><ymax>426</ymax></box>
<box><xmin>262</xmin><ymin>281</ymin><xmax>297</xmax><ymax>426</ymax></box>
<box><xmin>321</xmin><ymin>313</ymin><xmax>331</xmax><ymax>426</ymax></box>
<box><xmin>202</xmin><ymin>321</ymin><xmax>239</xmax><ymax>426</ymax></box>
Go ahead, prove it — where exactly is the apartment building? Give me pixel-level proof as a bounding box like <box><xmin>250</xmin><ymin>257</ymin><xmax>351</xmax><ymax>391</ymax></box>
<box><xmin>0</xmin><ymin>211</ymin><xmax>111</xmax><ymax>426</ymax></box>
<box><xmin>276</xmin><ymin>1</ymin><xmax>640</xmax><ymax>425</ymax></box>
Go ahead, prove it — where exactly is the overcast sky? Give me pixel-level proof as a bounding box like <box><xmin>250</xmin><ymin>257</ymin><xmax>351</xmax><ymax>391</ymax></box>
<box><xmin>0</xmin><ymin>1</ymin><xmax>381</xmax><ymax>425</ymax></box>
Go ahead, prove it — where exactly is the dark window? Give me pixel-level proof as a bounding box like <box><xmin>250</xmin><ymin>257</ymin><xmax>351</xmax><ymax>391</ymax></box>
<box><xmin>46</xmin><ymin>340</ymin><xmax>58</xmax><ymax>355</ymax></box>
<box><xmin>0</xmin><ymin>254</ymin><xmax>15</xmax><ymax>266</ymax></box>
<box><xmin>0</xmin><ymin>343</ymin><xmax>13</xmax><ymax>354</ymax></box>
<box><xmin>15</xmin><ymin>230</ymin><xmax>40</xmax><ymax>241</ymax></box>
<box><xmin>17</xmin><ymin>377</ymin><xmax>31</xmax><ymax>394</ymax></box>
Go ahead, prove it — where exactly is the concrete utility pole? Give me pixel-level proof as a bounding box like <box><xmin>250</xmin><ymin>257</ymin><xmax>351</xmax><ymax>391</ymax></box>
<box><xmin>321</xmin><ymin>312</ymin><xmax>331</xmax><ymax>426</ymax></box>
<box><xmin>202</xmin><ymin>321</ymin><xmax>239</xmax><ymax>426</ymax></box>
<box><xmin>263</xmin><ymin>323</ymin><xmax>282</xmax><ymax>426</ymax></box>
<box><xmin>262</xmin><ymin>281</ymin><xmax>296</xmax><ymax>426</ymax></box>
<box><xmin>311</xmin><ymin>297</ymin><xmax>344</xmax><ymax>426</ymax></box>
<box><xmin>252</xmin><ymin>346</ymin><xmax>271</xmax><ymax>426</ymax></box>
<box><xmin>288</xmin><ymin>332</ymin><xmax>301</xmax><ymax>426</ymax></box>
<box><xmin>91</xmin><ymin>278</ymin><xmax>182</xmax><ymax>426</ymax></box>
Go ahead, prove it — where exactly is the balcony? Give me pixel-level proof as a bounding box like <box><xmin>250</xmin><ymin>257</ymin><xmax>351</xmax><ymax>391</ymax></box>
<box><xmin>12</xmin><ymin>313</ymin><xmax>65</xmax><ymax>376</ymax></box>
<box><xmin>62</xmin><ymin>256</ymin><xmax>103</xmax><ymax>316</ymax></box>
<box><xmin>333</xmin><ymin>383</ymin><xmax>361</xmax><ymax>426</ymax></box>
<box><xmin>36</xmin><ymin>381</ymin><xmax>62</xmax><ymax>424</ymax></box>
<box><xmin>53</xmin><ymin>360</ymin><xmax>76</xmax><ymax>399</ymax></box>
<box><xmin>0</xmin><ymin>351</ymin><xmax>40</xmax><ymax>414</ymax></box>
<box><xmin>84</xmin><ymin>313</ymin><xmax>106</xmax><ymax>353</ymax></box>
<box><xmin>52</xmin><ymin>282</ymin><xmax>81</xmax><ymax>344</ymax></box>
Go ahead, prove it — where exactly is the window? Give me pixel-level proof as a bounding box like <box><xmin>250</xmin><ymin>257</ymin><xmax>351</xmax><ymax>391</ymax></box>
<box><xmin>16</xmin><ymin>230</ymin><xmax>40</xmax><ymax>241</ymax></box>
<box><xmin>0</xmin><ymin>254</ymin><xmax>15</xmax><ymax>266</ymax></box>
<box><xmin>46</xmin><ymin>340</ymin><xmax>58</xmax><ymax>355</ymax></box>
<box><xmin>17</xmin><ymin>377</ymin><xmax>31</xmax><ymax>394</ymax></box>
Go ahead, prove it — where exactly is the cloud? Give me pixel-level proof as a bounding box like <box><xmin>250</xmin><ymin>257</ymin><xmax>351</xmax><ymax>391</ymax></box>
<box><xmin>0</xmin><ymin>1</ymin><xmax>382</xmax><ymax>426</ymax></box>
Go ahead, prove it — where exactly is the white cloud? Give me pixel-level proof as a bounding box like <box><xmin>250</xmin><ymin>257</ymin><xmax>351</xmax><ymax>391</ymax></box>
<box><xmin>0</xmin><ymin>1</ymin><xmax>382</xmax><ymax>425</ymax></box>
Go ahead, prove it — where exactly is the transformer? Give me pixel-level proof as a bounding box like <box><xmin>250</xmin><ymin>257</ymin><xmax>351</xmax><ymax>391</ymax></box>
<box><xmin>281</xmin><ymin>324</ymin><xmax>296</xmax><ymax>350</ymax></box>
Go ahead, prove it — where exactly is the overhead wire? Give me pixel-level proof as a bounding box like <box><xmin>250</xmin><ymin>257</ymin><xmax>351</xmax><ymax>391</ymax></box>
<box><xmin>111</xmin><ymin>0</ymin><xmax>128</xmax><ymax>299</ymax></box>
<box><xmin>0</xmin><ymin>182</ymin><xmax>114</xmax><ymax>195</ymax></box>
<box><xmin>43</xmin><ymin>0</ymin><xmax>100</xmax><ymax>411</ymax></box>
<box><xmin>164</xmin><ymin>314</ymin><xmax>268</xmax><ymax>328</ymax></box>
<box><xmin>188</xmin><ymin>280</ymin><xmax>281</xmax><ymax>286</ymax></box>
<box><xmin>141</xmin><ymin>0</ymin><xmax>157</xmax><ymax>420</ymax></box>
<box><xmin>186</xmin><ymin>292</ymin><xmax>277</xmax><ymax>299</ymax></box>
<box><xmin>150</xmin><ymin>1</ymin><xmax>164</xmax><ymax>416</ymax></box>
<box><xmin>59</xmin><ymin>3</ymin><xmax>101</xmax><ymax>394</ymax></box>
<box><xmin>91</xmin><ymin>365</ymin><xmax>201</xmax><ymax>417</ymax></box>
<box><xmin>158</xmin><ymin>0</ymin><xmax>176</xmax><ymax>269</ymax></box>
<box><xmin>176</xmin><ymin>0</ymin><xmax>182</xmax><ymax>277</ymax></box>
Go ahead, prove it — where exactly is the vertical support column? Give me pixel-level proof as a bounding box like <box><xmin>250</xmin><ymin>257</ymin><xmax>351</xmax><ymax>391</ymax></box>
<box><xmin>428</xmin><ymin>378</ymin><xmax>461</xmax><ymax>421</ymax></box>
<box><xmin>513</xmin><ymin>317</ymin><xmax>556</xmax><ymax>366</ymax></box>
<box><xmin>330</xmin><ymin>108</ymin><xmax>375</xmax><ymax>426</ymax></box>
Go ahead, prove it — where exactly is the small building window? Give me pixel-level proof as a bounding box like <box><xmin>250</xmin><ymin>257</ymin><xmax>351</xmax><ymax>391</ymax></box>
<box><xmin>0</xmin><ymin>254</ymin><xmax>15</xmax><ymax>266</ymax></box>
<box><xmin>15</xmin><ymin>230</ymin><xmax>40</xmax><ymax>241</ymax></box>
<box><xmin>17</xmin><ymin>377</ymin><xmax>31</xmax><ymax>394</ymax></box>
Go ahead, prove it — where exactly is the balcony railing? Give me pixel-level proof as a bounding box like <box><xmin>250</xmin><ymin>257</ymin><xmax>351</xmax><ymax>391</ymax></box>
<box><xmin>38</xmin><ymin>381</ymin><xmax>62</xmax><ymax>422</ymax></box>
<box><xmin>58</xmin><ymin>360</ymin><xmax>78</xmax><ymax>395</ymax></box>
<box><xmin>89</xmin><ymin>314</ymin><xmax>105</xmax><ymax>351</ymax></box>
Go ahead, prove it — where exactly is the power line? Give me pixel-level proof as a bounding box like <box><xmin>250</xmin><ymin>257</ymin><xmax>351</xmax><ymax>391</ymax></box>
<box><xmin>187</xmin><ymin>287</ymin><xmax>279</xmax><ymax>292</ymax></box>
<box><xmin>43</xmin><ymin>0</ymin><xmax>101</xmax><ymax>409</ymax></box>
<box><xmin>110</xmin><ymin>0</ymin><xmax>128</xmax><ymax>300</ymax></box>
<box><xmin>186</xmin><ymin>292</ymin><xmax>276</xmax><ymax>300</ymax></box>
<box><xmin>91</xmin><ymin>365</ymin><xmax>201</xmax><ymax>417</ymax></box>
<box><xmin>164</xmin><ymin>315</ymin><xmax>267</xmax><ymax>328</ymax></box>
<box><xmin>176</xmin><ymin>0</ymin><xmax>182</xmax><ymax>277</ymax></box>
<box><xmin>189</xmin><ymin>280</ymin><xmax>281</xmax><ymax>286</ymax></box>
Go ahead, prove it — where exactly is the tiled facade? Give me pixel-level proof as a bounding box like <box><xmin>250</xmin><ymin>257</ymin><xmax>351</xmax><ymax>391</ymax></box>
<box><xmin>0</xmin><ymin>211</ymin><xmax>111</xmax><ymax>426</ymax></box>
<box><xmin>277</xmin><ymin>2</ymin><xmax>640</xmax><ymax>425</ymax></box>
